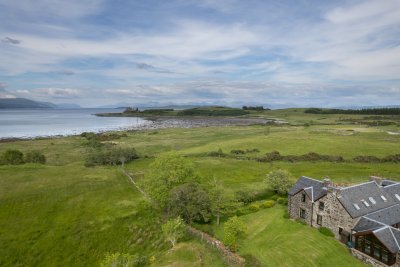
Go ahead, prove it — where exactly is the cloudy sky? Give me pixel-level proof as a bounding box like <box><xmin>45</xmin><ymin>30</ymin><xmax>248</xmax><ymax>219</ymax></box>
<box><xmin>0</xmin><ymin>0</ymin><xmax>399</xmax><ymax>107</ymax></box>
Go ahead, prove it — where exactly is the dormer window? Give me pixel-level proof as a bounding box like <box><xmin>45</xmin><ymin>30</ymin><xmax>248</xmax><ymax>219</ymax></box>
<box><xmin>301</xmin><ymin>193</ymin><xmax>306</xmax><ymax>202</ymax></box>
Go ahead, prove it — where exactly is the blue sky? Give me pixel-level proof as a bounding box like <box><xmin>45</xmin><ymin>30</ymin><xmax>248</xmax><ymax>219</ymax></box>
<box><xmin>0</xmin><ymin>0</ymin><xmax>399</xmax><ymax>107</ymax></box>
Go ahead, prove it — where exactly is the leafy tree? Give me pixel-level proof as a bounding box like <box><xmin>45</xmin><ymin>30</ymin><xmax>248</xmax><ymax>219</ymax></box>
<box><xmin>265</xmin><ymin>169</ymin><xmax>293</xmax><ymax>195</ymax></box>
<box><xmin>24</xmin><ymin>151</ymin><xmax>46</xmax><ymax>164</ymax></box>
<box><xmin>223</xmin><ymin>216</ymin><xmax>246</xmax><ymax>251</ymax></box>
<box><xmin>1</xmin><ymin>149</ymin><xmax>24</xmax><ymax>165</ymax></box>
<box><xmin>209</xmin><ymin>178</ymin><xmax>233</xmax><ymax>225</ymax></box>
<box><xmin>142</xmin><ymin>152</ymin><xmax>198</xmax><ymax>209</ymax></box>
<box><xmin>168</xmin><ymin>183</ymin><xmax>211</xmax><ymax>223</ymax></box>
<box><xmin>85</xmin><ymin>147</ymin><xmax>138</xmax><ymax>166</ymax></box>
<box><xmin>161</xmin><ymin>217</ymin><xmax>186</xmax><ymax>248</ymax></box>
<box><xmin>100</xmin><ymin>252</ymin><xmax>147</xmax><ymax>267</ymax></box>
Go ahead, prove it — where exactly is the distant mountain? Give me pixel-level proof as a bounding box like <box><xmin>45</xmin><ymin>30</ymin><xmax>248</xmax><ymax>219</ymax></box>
<box><xmin>55</xmin><ymin>103</ymin><xmax>82</xmax><ymax>109</ymax></box>
<box><xmin>0</xmin><ymin>98</ymin><xmax>56</xmax><ymax>109</ymax></box>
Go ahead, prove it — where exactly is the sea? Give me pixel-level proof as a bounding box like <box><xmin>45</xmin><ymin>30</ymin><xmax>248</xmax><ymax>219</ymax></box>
<box><xmin>0</xmin><ymin>109</ymin><xmax>152</xmax><ymax>139</ymax></box>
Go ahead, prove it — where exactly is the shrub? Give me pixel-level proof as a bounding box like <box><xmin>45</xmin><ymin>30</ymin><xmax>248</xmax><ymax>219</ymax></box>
<box><xmin>230</xmin><ymin>149</ymin><xmax>246</xmax><ymax>155</ymax></box>
<box><xmin>246</xmin><ymin>148</ymin><xmax>260</xmax><ymax>153</ymax></box>
<box><xmin>1</xmin><ymin>149</ymin><xmax>24</xmax><ymax>165</ymax></box>
<box><xmin>207</xmin><ymin>148</ymin><xmax>226</xmax><ymax>157</ymax></box>
<box><xmin>24</xmin><ymin>151</ymin><xmax>46</xmax><ymax>164</ymax></box>
<box><xmin>85</xmin><ymin>147</ymin><xmax>139</xmax><ymax>166</ymax></box>
<box><xmin>243</xmin><ymin>254</ymin><xmax>263</xmax><ymax>267</ymax></box>
<box><xmin>261</xmin><ymin>200</ymin><xmax>275</xmax><ymax>208</ymax></box>
<box><xmin>100</xmin><ymin>252</ymin><xmax>147</xmax><ymax>267</ymax></box>
<box><xmin>235</xmin><ymin>190</ymin><xmax>255</xmax><ymax>204</ymax></box>
<box><xmin>277</xmin><ymin>197</ymin><xmax>288</xmax><ymax>205</ymax></box>
<box><xmin>319</xmin><ymin>227</ymin><xmax>334</xmax><ymax>237</ymax></box>
<box><xmin>249</xmin><ymin>203</ymin><xmax>260</xmax><ymax>212</ymax></box>
<box><xmin>353</xmin><ymin>155</ymin><xmax>381</xmax><ymax>163</ymax></box>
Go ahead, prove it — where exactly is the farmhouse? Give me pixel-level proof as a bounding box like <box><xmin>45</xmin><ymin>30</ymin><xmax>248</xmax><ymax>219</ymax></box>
<box><xmin>288</xmin><ymin>176</ymin><xmax>400</xmax><ymax>267</ymax></box>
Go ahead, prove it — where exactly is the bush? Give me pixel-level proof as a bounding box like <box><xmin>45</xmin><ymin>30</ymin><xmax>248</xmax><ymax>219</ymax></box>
<box><xmin>235</xmin><ymin>190</ymin><xmax>255</xmax><ymax>204</ymax></box>
<box><xmin>100</xmin><ymin>252</ymin><xmax>147</xmax><ymax>267</ymax></box>
<box><xmin>246</xmin><ymin>148</ymin><xmax>260</xmax><ymax>153</ymax></box>
<box><xmin>230</xmin><ymin>149</ymin><xmax>246</xmax><ymax>155</ymax></box>
<box><xmin>24</xmin><ymin>151</ymin><xmax>46</xmax><ymax>164</ymax></box>
<box><xmin>277</xmin><ymin>197</ymin><xmax>288</xmax><ymax>205</ymax></box>
<box><xmin>243</xmin><ymin>254</ymin><xmax>263</xmax><ymax>267</ymax></box>
<box><xmin>353</xmin><ymin>155</ymin><xmax>381</xmax><ymax>163</ymax></box>
<box><xmin>207</xmin><ymin>148</ymin><xmax>226</xmax><ymax>157</ymax></box>
<box><xmin>261</xmin><ymin>200</ymin><xmax>275</xmax><ymax>208</ymax></box>
<box><xmin>85</xmin><ymin>147</ymin><xmax>139</xmax><ymax>166</ymax></box>
<box><xmin>319</xmin><ymin>227</ymin><xmax>334</xmax><ymax>237</ymax></box>
<box><xmin>249</xmin><ymin>203</ymin><xmax>260</xmax><ymax>212</ymax></box>
<box><xmin>1</xmin><ymin>149</ymin><xmax>24</xmax><ymax>165</ymax></box>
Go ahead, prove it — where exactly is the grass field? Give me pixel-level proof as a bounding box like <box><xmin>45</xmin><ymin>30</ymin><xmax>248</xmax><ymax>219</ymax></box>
<box><xmin>0</xmin><ymin>110</ymin><xmax>399</xmax><ymax>266</ymax></box>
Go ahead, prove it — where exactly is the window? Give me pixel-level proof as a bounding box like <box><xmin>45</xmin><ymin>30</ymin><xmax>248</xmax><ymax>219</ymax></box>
<box><xmin>353</xmin><ymin>203</ymin><xmax>360</xmax><ymax>210</ymax></box>
<box><xmin>395</xmin><ymin>194</ymin><xmax>400</xmax><ymax>201</ymax></box>
<box><xmin>361</xmin><ymin>199</ymin><xmax>370</xmax><ymax>207</ymax></box>
<box><xmin>339</xmin><ymin>227</ymin><xmax>343</xmax><ymax>235</ymax></box>
<box><xmin>301</xmin><ymin>193</ymin><xmax>306</xmax><ymax>202</ymax></box>
<box><xmin>299</xmin><ymin>208</ymin><xmax>306</xmax><ymax>219</ymax></box>
<box><xmin>317</xmin><ymin>215</ymin><xmax>322</xmax><ymax>225</ymax></box>
<box><xmin>381</xmin><ymin>195</ymin><xmax>387</xmax><ymax>202</ymax></box>
<box><xmin>319</xmin><ymin>201</ymin><xmax>324</xmax><ymax>211</ymax></box>
<box><xmin>369</xmin><ymin>197</ymin><xmax>376</xmax><ymax>204</ymax></box>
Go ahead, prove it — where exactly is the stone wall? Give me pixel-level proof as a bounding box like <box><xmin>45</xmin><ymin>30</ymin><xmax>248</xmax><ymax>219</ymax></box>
<box><xmin>288</xmin><ymin>190</ymin><xmax>313</xmax><ymax>225</ymax></box>
<box><xmin>320</xmin><ymin>187</ymin><xmax>359</xmax><ymax>240</ymax></box>
<box><xmin>350</xmin><ymin>248</ymin><xmax>397</xmax><ymax>267</ymax></box>
<box><xmin>187</xmin><ymin>226</ymin><xmax>246</xmax><ymax>267</ymax></box>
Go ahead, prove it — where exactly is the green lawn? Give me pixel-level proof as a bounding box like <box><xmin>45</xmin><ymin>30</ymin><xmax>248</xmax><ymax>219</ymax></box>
<box><xmin>213</xmin><ymin>205</ymin><xmax>365</xmax><ymax>267</ymax></box>
<box><xmin>0</xmin><ymin>115</ymin><xmax>399</xmax><ymax>266</ymax></box>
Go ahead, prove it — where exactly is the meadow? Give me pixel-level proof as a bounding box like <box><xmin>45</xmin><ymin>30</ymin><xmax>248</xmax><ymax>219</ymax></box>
<box><xmin>0</xmin><ymin>109</ymin><xmax>399</xmax><ymax>266</ymax></box>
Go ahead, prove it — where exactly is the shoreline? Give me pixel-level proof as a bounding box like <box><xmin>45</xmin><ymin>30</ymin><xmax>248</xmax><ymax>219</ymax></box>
<box><xmin>0</xmin><ymin>116</ymin><xmax>283</xmax><ymax>143</ymax></box>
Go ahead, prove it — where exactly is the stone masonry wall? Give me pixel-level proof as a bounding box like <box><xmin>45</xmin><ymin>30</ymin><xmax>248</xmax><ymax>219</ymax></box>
<box><xmin>288</xmin><ymin>190</ymin><xmax>313</xmax><ymax>225</ymax></box>
<box><xmin>351</xmin><ymin>248</ymin><xmax>398</xmax><ymax>267</ymax></box>
<box><xmin>321</xmin><ymin>188</ymin><xmax>359</xmax><ymax>240</ymax></box>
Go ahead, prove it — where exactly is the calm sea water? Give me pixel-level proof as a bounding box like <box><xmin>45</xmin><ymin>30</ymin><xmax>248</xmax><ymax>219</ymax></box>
<box><xmin>0</xmin><ymin>109</ymin><xmax>152</xmax><ymax>139</ymax></box>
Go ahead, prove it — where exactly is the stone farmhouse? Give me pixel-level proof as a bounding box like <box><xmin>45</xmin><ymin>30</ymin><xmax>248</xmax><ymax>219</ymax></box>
<box><xmin>288</xmin><ymin>176</ymin><xmax>400</xmax><ymax>267</ymax></box>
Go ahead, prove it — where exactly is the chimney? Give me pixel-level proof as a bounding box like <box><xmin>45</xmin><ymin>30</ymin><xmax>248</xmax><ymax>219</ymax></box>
<box><xmin>323</xmin><ymin>177</ymin><xmax>331</xmax><ymax>189</ymax></box>
<box><xmin>369</xmin><ymin>176</ymin><xmax>383</xmax><ymax>186</ymax></box>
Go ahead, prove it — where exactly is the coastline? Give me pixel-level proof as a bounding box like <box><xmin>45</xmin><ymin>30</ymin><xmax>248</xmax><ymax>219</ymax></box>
<box><xmin>0</xmin><ymin>116</ymin><xmax>283</xmax><ymax>143</ymax></box>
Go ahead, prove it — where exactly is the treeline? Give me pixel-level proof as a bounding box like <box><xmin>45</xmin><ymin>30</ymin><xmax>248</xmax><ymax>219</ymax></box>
<box><xmin>123</xmin><ymin>108</ymin><xmax>174</xmax><ymax>115</ymax></box>
<box><xmin>305</xmin><ymin>107</ymin><xmax>400</xmax><ymax>115</ymax></box>
<box><xmin>177</xmin><ymin>108</ymin><xmax>248</xmax><ymax>116</ymax></box>
<box><xmin>0</xmin><ymin>149</ymin><xmax>46</xmax><ymax>165</ymax></box>
<box><xmin>242</xmin><ymin>106</ymin><xmax>269</xmax><ymax>111</ymax></box>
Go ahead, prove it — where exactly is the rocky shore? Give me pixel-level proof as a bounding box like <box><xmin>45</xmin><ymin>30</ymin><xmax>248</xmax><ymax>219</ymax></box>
<box><xmin>126</xmin><ymin>116</ymin><xmax>285</xmax><ymax>131</ymax></box>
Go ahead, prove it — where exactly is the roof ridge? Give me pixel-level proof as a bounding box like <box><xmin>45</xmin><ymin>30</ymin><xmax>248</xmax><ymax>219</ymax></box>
<box><xmin>389</xmin><ymin>228</ymin><xmax>400</xmax><ymax>250</ymax></box>
<box><xmin>360</xmin><ymin>216</ymin><xmax>387</xmax><ymax>227</ymax></box>
<box><xmin>364</xmin><ymin>203</ymin><xmax>400</xmax><ymax>219</ymax></box>
<box><xmin>301</xmin><ymin>176</ymin><xmax>323</xmax><ymax>183</ymax></box>
<box><xmin>340</xmin><ymin>181</ymin><xmax>376</xmax><ymax>190</ymax></box>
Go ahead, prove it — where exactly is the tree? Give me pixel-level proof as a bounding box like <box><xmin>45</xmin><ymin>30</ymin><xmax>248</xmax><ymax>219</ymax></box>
<box><xmin>209</xmin><ymin>178</ymin><xmax>232</xmax><ymax>225</ymax></box>
<box><xmin>168</xmin><ymin>183</ymin><xmax>211</xmax><ymax>223</ymax></box>
<box><xmin>142</xmin><ymin>152</ymin><xmax>198</xmax><ymax>209</ymax></box>
<box><xmin>223</xmin><ymin>216</ymin><xmax>246</xmax><ymax>251</ymax></box>
<box><xmin>265</xmin><ymin>169</ymin><xmax>293</xmax><ymax>195</ymax></box>
<box><xmin>24</xmin><ymin>151</ymin><xmax>46</xmax><ymax>164</ymax></box>
<box><xmin>1</xmin><ymin>149</ymin><xmax>24</xmax><ymax>165</ymax></box>
<box><xmin>161</xmin><ymin>217</ymin><xmax>186</xmax><ymax>248</ymax></box>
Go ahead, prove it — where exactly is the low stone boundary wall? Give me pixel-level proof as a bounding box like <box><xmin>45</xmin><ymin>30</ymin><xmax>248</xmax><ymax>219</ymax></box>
<box><xmin>187</xmin><ymin>226</ymin><xmax>245</xmax><ymax>267</ymax></box>
<box><xmin>350</xmin><ymin>248</ymin><xmax>394</xmax><ymax>267</ymax></box>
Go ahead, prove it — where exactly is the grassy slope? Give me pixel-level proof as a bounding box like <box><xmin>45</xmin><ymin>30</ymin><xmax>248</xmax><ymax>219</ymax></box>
<box><xmin>224</xmin><ymin>206</ymin><xmax>365</xmax><ymax>267</ymax></box>
<box><xmin>0</xmin><ymin>111</ymin><xmax>399</xmax><ymax>266</ymax></box>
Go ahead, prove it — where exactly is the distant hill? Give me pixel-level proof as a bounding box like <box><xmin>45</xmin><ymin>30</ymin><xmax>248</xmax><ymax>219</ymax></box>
<box><xmin>0</xmin><ymin>98</ymin><xmax>56</xmax><ymax>109</ymax></box>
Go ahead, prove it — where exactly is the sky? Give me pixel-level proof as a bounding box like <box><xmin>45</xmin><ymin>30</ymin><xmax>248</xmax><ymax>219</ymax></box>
<box><xmin>0</xmin><ymin>0</ymin><xmax>400</xmax><ymax>108</ymax></box>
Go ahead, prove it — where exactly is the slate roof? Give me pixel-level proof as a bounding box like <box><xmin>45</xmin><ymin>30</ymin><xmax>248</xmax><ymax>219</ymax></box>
<box><xmin>352</xmin><ymin>217</ymin><xmax>385</xmax><ymax>232</ymax></box>
<box><xmin>373</xmin><ymin>227</ymin><xmax>400</xmax><ymax>253</ymax></box>
<box><xmin>383</xmin><ymin>183</ymin><xmax>400</xmax><ymax>200</ymax></box>
<box><xmin>338</xmin><ymin>181</ymin><xmax>397</xmax><ymax>218</ymax></box>
<box><xmin>288</xmin><ymin>176</ymin><xmax>327</xmax><ymax>202</ymax></box>
<box><xmin>382</xmin><ymin>180</ymin><xmax>398</xmax><ymax>187</ymax></box>
<box><xmin>365</xmin><ymin>204</ymin><xmax>400</xmax><ymax>226</ymax></box>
